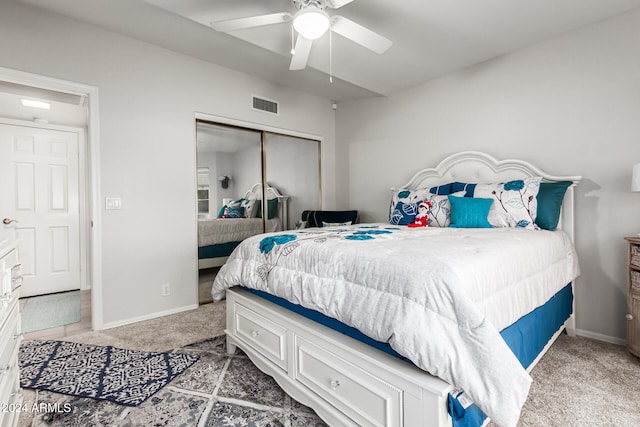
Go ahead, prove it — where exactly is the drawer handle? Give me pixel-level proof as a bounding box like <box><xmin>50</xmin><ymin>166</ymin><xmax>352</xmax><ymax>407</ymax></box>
<box><xmin>13</xmin><ymin>333</ymin><xmax>24</xmax><ymax>341</ymax></box>
<box><xmin>330</xmin><ymin>379</ymin><xmax>341</xmax><ymax>390</ymax></box>
<box><xmin>251</xmin><ymin>330</ymin><xmax>260</xmax><ymax>338</ymax></box>
<box><xmin>10</xmin><ymin>390</ymin><xmax>22</xmax><ymax>398</ymax></box>
<box><xmin>0</xmin><ymin>366</ymin><xmax>9</xmax><ymax>375</ymax></box>
<box><xmin>627</xmin><ymin>314</ymin><xmax>634</xmax><ymax>321</ymax></box>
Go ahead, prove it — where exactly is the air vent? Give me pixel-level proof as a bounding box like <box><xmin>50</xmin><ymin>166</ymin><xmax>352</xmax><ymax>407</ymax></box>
<box><xmin>252</xmin><ymin>95</ymin><xmax>279</xmax><ymax>115</ymax></box>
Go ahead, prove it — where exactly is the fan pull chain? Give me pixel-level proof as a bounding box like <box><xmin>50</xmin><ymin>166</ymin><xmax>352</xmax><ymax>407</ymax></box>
<box><xmin>291</xmin><ymin>24</ymin><xmax>295</xmax><ymax>54</ymax></box>
<box><xmin>329</xmin><ymin>23</ymin><xmax>333</xmax><ymax>83</ymax></box>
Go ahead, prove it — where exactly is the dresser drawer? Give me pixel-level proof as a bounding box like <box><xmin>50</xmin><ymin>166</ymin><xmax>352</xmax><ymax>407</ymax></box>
<box><xmin>232</xmin><ymin>302</ymin><xmax>287</xmax><ymax>370</ymax></box>
<box><xmin>0</xmin><ymin>302</ymin><xmax>20</xmax><ymax>373</ymax></box>
<box><xmin>0</xmin><ymin>360</ymin><xmax>21</xmax><ymax>421</ymax></box>
<box><xmin>294</xmin><ymin>336</ymin><xmax>402</xmax><ymax>427</ymax></box>
<box><xmin>632</xmin><ymin>244</ymin><xmax>640</xmax><ymax>269</ymax></box>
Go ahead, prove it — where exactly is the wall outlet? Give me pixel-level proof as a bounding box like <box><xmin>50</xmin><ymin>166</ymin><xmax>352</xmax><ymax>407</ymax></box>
<box><xmin>161</xmin><ymin>283</ymin><xmax>171</xmax><ymax>297</ymax></box>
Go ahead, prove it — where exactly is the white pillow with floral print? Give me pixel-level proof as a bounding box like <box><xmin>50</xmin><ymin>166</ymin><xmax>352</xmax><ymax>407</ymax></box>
<box><xmin>473</xmin><ymin>177</ymin><xmax>541</xmax><ymax>229</ymax></box>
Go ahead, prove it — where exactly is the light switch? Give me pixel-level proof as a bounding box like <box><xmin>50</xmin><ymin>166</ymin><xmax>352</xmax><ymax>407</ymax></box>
<box><xmin>105</xmin><ymin>197</ymin><xmax>122</xmax><ymax>210</ymax></box>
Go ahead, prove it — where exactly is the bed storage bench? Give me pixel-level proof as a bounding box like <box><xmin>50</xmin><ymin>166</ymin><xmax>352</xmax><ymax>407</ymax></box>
<box><xmin>225</xmin><ymin>287</ymin><xmax>452</xmax><ymax>427</ymax></box>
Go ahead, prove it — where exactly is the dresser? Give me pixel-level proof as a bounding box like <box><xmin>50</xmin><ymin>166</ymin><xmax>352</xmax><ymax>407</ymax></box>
<box><xmin>0</xmin><ymin>240</ymin><xmax>22</xmax><ymax>427</ymax></box>
<box><xmin>625</xmin><ymin>237</ymin><xmax>640</xmax><ymax>358</ymax></box>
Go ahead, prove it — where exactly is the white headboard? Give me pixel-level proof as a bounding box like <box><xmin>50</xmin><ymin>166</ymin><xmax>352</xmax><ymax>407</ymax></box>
<box><xmin>243</xmin><ymin>182</ymin><xmax>286</xmax><ymax>201</ymax></box>
<box><xmin>396</xmin><ymin>151</ymin><xmax>582</xmax><ymax>241</ymax></box>
<box><xmin>244</xmin><ymin>183</ymin><xmax>290</xmax><ymax>229</ymax></box>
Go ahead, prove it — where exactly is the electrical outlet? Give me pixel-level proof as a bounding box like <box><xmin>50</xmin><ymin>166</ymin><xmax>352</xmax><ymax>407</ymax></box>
<box><xmin>162</xmin><ymin>283</ymin><xmax>171</xmax><ymax>297</ymax></box>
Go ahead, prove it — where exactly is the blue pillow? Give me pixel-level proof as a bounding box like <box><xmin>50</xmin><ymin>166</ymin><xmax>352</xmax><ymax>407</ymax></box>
<box><xmin>256</xmin><ymin>198</ymin><xmax>279</xmax><ymax>219</ymax></box>
<box><xmin>448</xmin><ymin>196</ymin><xmax>493</xmax><ymax>228</ymax></box>
<box><xmin>224</xmin><ymin>206</ymin><xmax>245</xmax><ymax>218</ymax></box>
<box><xmin>535</xmin><ymin>181</ymin><xmax>572</xmax><ymax>230</ymax></box>
<box><xmin>430</xmin><ymin>182</ymin><xmax>476</xmax><ymax>197</ymax></box>
<box><xmin>390</xmin><ymin>200</ymin><xmax>420</xmax><ymax>225</ymax></box>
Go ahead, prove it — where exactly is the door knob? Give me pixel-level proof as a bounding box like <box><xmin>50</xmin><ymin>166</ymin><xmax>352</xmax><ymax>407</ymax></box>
<box><xmin>2</xmin><ymin>218</ymin><xmax>18</xmax><ymax>225</ymax></box>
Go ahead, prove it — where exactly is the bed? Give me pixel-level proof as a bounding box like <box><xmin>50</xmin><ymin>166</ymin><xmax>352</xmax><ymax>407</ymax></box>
<box><xmin>198</xmin><ymin>183</ymin><xmax>288</xmax><ymax>269</ymax></box>
<box><xmin>211</xmin><ymin>151</ymin><xmax>581</xmax><ymax>427</ymax></box>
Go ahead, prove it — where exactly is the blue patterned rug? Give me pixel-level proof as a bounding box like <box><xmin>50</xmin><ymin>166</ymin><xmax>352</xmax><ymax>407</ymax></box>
<box><xmin>19</xmin><ymin>340</ymin><xmax>199</xmax><ymax>406</ymax></box>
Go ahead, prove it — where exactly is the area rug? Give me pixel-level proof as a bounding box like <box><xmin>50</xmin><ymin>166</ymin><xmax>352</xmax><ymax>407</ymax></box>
<box><xmin>18</xmin><ymin>336</ymin><xmax>327</xmax><ymax>427</ymax></box>
<box><xmin>19</xmin><ymin>340</ymin><xmax>199</xmax><ymax>406</ymax></box>
<box><xmin>21</xmin><ymin>291</ymin><xmax>81</xmax><ymax>333</ymax></box>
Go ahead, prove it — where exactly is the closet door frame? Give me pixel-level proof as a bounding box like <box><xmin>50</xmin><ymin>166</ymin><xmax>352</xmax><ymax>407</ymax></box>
<box><xmin>194</xmin><ymin>113</ymin><xmax>323</xmax><ymax>231</ymax></box>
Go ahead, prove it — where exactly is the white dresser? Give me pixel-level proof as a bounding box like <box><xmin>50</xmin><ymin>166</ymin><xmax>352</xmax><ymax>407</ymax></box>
<box><xmin>0</xmin><ymin>240</ymin><xmax>22</xmax><ymax>427</ymax></box>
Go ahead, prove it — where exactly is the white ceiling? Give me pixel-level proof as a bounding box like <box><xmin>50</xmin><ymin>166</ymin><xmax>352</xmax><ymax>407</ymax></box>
<box><xmin>17</xmin><ymin>0</ymin><xmax>640</xmax><ymax>102</ymax></box>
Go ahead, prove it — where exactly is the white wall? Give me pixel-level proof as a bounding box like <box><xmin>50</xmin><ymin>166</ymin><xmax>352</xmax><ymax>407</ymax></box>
<box><xmin>0</xmin><ymin>1</ymin><xmax>336</xmax><ymax>327</ymax></box>
<box><xmin>336</xmin><ymin>9</ymin><xmax>640</xmax><ymax>342</ymax></box>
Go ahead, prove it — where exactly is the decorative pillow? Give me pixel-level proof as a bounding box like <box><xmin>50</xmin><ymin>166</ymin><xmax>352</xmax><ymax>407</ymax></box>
<box><xmin>430</xmin><ymin>182</ymin><xmax>476</xmax><ymax>197</ymax></box>
<box><xmin>424</xmin><ymin>191</ymin><xmax>466</xmax><ymax>227</ymax></box>
<box><xmin>473</xmin><ymin>178</ymin><xmax>541</xmax><ymax>229</ymax></box>
<box><xmin>256</xmin><ymin>198</ymin><xmax>279</xmax><ymax>219</ymax></box>
<box><xmin>240</xmin><ymin>199</ymin><xmax>258</xmax><ymax>218</ymax></box>
<box><xmin>322</xmin><ymin>221</ymin><xmax>352</xmax><ymax>227</ymax></box>
<box><xmin>217</xmin><ymin>199</ymin><xmax>242</xmax><ymax>218</ymax></box>
<box><xmin>389</xmin><ymin>188</ymin><xmax>432</xmax><ymax>225</ymax></box>
<box><xmin>223</xmin><ymin>206</ymin><xmax>245</xmax><ymax>219</ymax></box>
<box><xmin>448</xmin><ymin>196</ymin><xmax>493</xmax><ymax>228</ymax></box>
<box><xmin>535</xmin><ymin>181</ymin><xmax>572</xmax><ymax>230</ymax></box>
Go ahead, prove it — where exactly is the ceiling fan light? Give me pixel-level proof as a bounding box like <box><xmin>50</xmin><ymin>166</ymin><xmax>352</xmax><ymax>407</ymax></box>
<box><xmin>293</xmin><ymin>6</ymin><xmax>330</xmax><ymax>40</ymax></box>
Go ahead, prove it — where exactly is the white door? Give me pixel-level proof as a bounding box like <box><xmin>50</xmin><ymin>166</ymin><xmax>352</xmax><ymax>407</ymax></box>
<box><xmin>0</xmin><ymin>123</ymin><xmax>81</xmax><ymax>297</ymax></box>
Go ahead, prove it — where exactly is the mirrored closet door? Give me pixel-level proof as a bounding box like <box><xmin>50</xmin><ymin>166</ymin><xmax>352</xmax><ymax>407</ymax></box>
<box><xmin>196</xmin><ymin>120</ymin><xmax>321</xmax><ymax>304</ymax></box>
<box><xmin>264</xmin><ymin>133</ymin><xmax>321</xmax><ymax>230</ymax></box>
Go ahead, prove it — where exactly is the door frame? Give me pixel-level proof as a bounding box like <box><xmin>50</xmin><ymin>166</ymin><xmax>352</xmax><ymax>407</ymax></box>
<box><xmin>0</xmin><ymin>66</ymin><xmax>103</xmax><ymax>330</ymax></box>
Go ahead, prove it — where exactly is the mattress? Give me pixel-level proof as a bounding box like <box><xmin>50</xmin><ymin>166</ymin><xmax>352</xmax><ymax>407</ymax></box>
<box><xmin>212</xmin><ymin>224</ymin><xmax>580</xmax><ymax>426</ymax></box>
<box><xmin>198</xmin><ymin>217</ymin><xmax>281</xmax><ymax>247</ymax></box>
<box><xmin>198</xmin><ymin>218</ymin><xmax>264</xmax><ymax>246</ymax></box>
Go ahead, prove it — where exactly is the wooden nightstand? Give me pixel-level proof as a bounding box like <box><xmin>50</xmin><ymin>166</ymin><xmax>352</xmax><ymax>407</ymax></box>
<box><xmin>625</xmin><ymin>237</ymin><xmax>640</xmax><ymax>357</ymax></box>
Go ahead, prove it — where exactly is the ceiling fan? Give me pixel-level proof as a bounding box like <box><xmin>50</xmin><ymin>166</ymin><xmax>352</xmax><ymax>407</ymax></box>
<box><xmin>210</xmin><ymin>0</ymin><xmax>392</xmax><ymax>71</ymax></box>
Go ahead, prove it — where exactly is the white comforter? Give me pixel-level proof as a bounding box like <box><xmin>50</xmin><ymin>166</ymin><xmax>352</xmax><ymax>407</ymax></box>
<box><xmin>198</xmin><ymin>218</ymin><xmax>280</xmax><ymax>246</ymax></box>
<box><xmin>212</xmin><ymin>224</ymin><xmax>580</xmax><ymax>427</ymax></box>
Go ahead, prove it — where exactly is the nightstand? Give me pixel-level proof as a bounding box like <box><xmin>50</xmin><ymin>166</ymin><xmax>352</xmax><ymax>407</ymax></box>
<box><xmin>625</xmin><ymin>237</ymin><xmax>640</xmax><ymax>358</ymax></box>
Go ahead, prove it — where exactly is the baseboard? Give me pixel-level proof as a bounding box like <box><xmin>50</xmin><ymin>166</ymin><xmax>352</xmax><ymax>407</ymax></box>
<box><xmin>101</xmin><ymin>304</ymin><xmax>199</xmax><ymax>330</ymax></box>
<box><xmin>576</xmin><ymin>328</ymin><xmax>626</xmax><ymax>346</ymax></box>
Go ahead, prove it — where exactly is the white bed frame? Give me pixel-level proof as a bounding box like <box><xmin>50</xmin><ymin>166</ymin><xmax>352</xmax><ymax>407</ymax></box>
<box><xmin>224</xmin><ymin>151</ymin><xmax>582</xmax><ymax>427</ymax></box>
<box><xmin>198</xmin><ymin>183</ymin><xmax>289</xmax><ymax>269</ymax></box>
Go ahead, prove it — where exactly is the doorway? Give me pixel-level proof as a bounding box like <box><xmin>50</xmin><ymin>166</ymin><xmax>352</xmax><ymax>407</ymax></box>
<box><xmin>0</xmin><ymin>67</ymin><xmax>102</xmax><ymax>332</ymax></box>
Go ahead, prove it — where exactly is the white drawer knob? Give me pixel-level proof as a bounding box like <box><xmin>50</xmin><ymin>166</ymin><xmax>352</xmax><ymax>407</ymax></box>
<box><xmin>330</xmin><ymin>379</ymin><xmax>341</xmax><ymax>390</ymax></box>
<box><xmin>627</xmin><ymin>314</ymin><xmax>634</xmax><ymax>321</ymax></box>
<box><xmin>251</xmin><ymin>330</ymin><xmax>260</xmax><ymax>338</ymax></box>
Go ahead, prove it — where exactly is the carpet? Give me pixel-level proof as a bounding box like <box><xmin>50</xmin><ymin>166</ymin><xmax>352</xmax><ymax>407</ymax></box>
<box><xmin>18</xmin><ymin>336</ymin><xmax>327</xmax><ymax>427</ymax></box>
<box><xmin>21</xmin><ymin>291</ymin><xmax>81</xmax><ymax>333</ymax></box>
<box><xmin>19</xmin><ymin>340</ymin><xmax>199</xmax><ymax>407</ymax></box>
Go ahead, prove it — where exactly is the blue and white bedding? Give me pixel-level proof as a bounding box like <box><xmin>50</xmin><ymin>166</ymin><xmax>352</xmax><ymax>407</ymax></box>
<box><xmin>212</xmin><ymin>224</ymin><xmax>580</xmax><ymax>427</ymax></box>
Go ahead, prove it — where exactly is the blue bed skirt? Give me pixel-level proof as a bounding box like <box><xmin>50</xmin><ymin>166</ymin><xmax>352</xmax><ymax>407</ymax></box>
<box><xmin>244</xmin><ymin>283</ymin><xmax>573</xmax><ymax>427</ymax></box>
<box><xmin>198</xmin><ymin>241</ymin><xmax>241</xmax><ymax>260</ymax></box>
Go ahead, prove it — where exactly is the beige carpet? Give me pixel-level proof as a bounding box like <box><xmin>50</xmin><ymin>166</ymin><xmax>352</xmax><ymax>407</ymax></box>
<box><xmin>18</xmin><ymin>300</ymin><xmax>640</xmax><ymax>426</ymax></box>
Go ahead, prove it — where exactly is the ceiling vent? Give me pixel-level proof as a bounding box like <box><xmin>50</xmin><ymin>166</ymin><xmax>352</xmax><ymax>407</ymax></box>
<box><xmin>252</xmin><ymin>95</ymin><xmax>279</xmax><ymax>115</ymax></box>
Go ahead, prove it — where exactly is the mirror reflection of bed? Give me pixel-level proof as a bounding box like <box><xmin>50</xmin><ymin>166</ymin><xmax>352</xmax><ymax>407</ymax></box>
<box><xmin>196</xmin><ymin>119</ymin><xmax>321</xmax><ymax>304</ymax></box>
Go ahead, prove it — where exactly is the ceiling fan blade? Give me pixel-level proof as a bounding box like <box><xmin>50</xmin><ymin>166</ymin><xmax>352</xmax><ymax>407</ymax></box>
<box><xmin>326</xmin><ymin>0</ymin><xmax>355</xmax><ymax>8</ymax></box>
<box><xmin>211</xmin><ymin>12</ymin><xmax>292</xmax><ymax>32</ymax></box>
<box><xmin>289</xmin><ymin>36</ymin><xmax>313</xmax><ymax>70</ymax></box>
<box><xmin>330</xmin><ymin>15</ymin><xmax>392</xmax><ymax>54</ymax></box>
